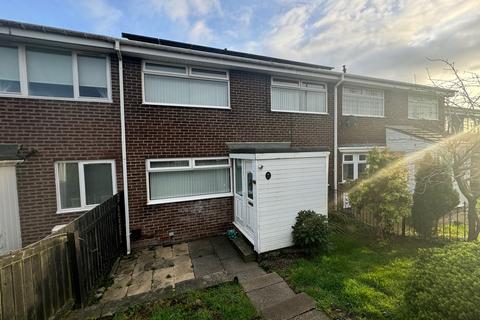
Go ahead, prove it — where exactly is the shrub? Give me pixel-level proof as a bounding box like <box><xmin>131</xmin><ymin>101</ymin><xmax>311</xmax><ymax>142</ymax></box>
<box><xmin>405</xmin><ymin>242</ymin><xmax>480</xmax><ymax>320</ymax></box>
<box><xmin>292</xmin><ymin>210</ymin><xmax>329</xmax><ymax>255</ymax></box>
<box><xmin>412</xmin><ymin>153</ymin><xmax>459</xmax><ymax>237</ymax></box>
<box><xmin>348</xmin><ymin>149</ymin><xmax>412</xmax><ymax>236</ymax></box>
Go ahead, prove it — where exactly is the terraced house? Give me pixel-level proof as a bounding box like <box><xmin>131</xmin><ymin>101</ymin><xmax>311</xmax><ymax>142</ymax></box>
<box><xmin>0</xmin><ymin>19</ymin><xmax>454</xmax><ymax>255</ymax></box>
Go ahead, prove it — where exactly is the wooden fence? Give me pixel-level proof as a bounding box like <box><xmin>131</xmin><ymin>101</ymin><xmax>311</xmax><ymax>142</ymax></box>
<box><xmin>345</xmin><ymin>203</ymin><xmax>472</xmax><ymax>241</ymax></box>
<box><xmin>0</xmin><ymin>192</ymin><xmax>126</xmax><ymax>320</ymax></box>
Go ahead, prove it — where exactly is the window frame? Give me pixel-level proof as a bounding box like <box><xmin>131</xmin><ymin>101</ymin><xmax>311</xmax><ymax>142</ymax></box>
<box><xmin>342</xmin><ymin>153</ymin><xmax>368</xmax><ymax>182</ymax></box>
<box><xmin>142</xmin><ymin>61</ymin><xmax>231</xmax><ymax>110</ymax></box>
<box><xmin>146</xmin><ymin>156</ymin><xmax>233</xmax><ymax>205</ymax></box>
<box><xmin>0</xmin><ymin>43</ymin><xmax>112</xmax><ymax>102</ymax></box>
<box><xmin>408</xmin><ymin>94</ymin><xmax>439</xmax><ymax>120</ymax></box>
<box><xmin>342</xmin><ymin>85</ymin><xmax>385</xmax><ymax>118</ymax></box>
<box><xmin>270</xmin><ymin>76</ymin><xmax>328</xmax><ymax>115</ymax></box>
<box><xmin>54</xmin><ymin>160</ymin><xmax>117</xmax><ymax>214</ymax></box>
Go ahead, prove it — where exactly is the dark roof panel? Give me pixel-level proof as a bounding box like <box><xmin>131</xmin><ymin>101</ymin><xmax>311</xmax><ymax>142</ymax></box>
<box><xmin>122</xmin><ymin>33</ymin><xmax>334</xmax><ymax>70</ymax></box>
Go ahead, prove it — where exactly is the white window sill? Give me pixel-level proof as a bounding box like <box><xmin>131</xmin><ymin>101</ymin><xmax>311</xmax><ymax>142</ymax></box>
<box><xmin>408</xmin><ymin>116</ymin><xmax>439</xmax><ymax>121</ymax></box>
<box><xmin>0</xmin><ymin>92</ymin><xmax>112</xmax><ymax>104</ymax></box>
<box><xmin>271</xmin><ymin>109</ymin><xmax>329</xmax><ymax>115</ymax></box>
<box><xmin>147</xmin><ymin>192</ymin><xmax>233</xmax><ymax>205</ymax></box>
<box><xmin>56</xmin><ymin>205</ymin><xmax>96</xmax><ymax>214</ymax></box>
<box><xmin>342</xmin><ymin>114</ymin><xmax>385</xmax><ymax>118</ymax></box>
<box><xmin>142</xmin><ymin>102</ymin><xmax>231</xmax><ymax>110</ymax></box>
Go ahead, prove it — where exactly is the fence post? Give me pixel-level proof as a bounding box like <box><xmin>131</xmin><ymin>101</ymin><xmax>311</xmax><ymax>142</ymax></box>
<box><xmin>118</xmin><ymin>192</ymin><xmax>127</xmax><ymax>255</ymax></box>
<box><xmin>401</xmin><ymin>217</ymin><xmax>406</xmax><ymax>237</ymax></box>
<box><xmin>66</xmin><ymin>232</ymin><xmax>82</xmax><ymax>307</ymax></box>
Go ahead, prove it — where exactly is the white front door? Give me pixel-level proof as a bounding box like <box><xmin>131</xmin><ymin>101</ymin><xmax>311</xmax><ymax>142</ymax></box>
<box><xmin>244</xmin><ymin>160</ymin><xmax>256</xmax><ymax>239</ymax></box>
<box><xmin>0</xmin><ymin>163</ymin><xmax>22</xmax><ymax>254</ymax></box>
<box><xmin>233</xmin><ymin>159</ymin><xmax>256</xmax><ymax>243</ymax></box>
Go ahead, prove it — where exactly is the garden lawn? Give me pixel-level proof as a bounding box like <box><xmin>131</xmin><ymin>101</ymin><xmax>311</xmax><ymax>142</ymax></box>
<box><xmin>263</xmin><ymin>232</ymin><xmax>443</xmax><ymax>320</ymax></box>
<box><xmin>112</xmin><ymin>283</ymin><xmax>259</xmax><ymax>320</ymax></box>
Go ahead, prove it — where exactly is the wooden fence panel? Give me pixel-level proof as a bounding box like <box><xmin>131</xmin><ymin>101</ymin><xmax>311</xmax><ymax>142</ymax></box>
<box><xmin>0</xmin><ymin>191</ymin><xmax>126</xmax><ymax>318</ymax></box>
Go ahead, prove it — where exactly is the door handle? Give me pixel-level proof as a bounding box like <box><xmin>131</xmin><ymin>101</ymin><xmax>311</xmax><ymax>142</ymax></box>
<box><xmin>248</xmin><ymin>201</ymin><xmax>253</xmax><ymax>207</ymax></box>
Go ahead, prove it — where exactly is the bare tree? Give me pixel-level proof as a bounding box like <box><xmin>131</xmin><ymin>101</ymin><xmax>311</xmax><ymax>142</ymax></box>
<box><xmin>427</xmin><ymin>58</ymin><xmax>480</xmax><ymax>240</ymax></box>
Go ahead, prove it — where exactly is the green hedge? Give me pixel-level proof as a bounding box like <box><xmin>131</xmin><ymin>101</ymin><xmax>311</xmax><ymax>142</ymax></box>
<box><xmin>405</xmin><ymin>242</ymin><xmax>480</xmax><ymax>320</ymax></box>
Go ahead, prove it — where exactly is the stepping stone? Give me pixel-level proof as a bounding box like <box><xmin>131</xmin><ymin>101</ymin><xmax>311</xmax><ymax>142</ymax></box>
<box><xmin>155</xmin><ymin>246</ymin><xmax>173</xmax><ymax>259</ymax></box>
<box><xmin>101</xmin><ymin>286</ymin><xmax>128</xmax><ymax>302</ymax></box>
<box><xmin>130</xmin><ymin>270</ymin><xmax>153</xmax><ymax>285</ymax></box>
<box><xmin>233</xmin><ymin>266</ymin><xmax>267</xmax><ymax>282</ymax></box>
<box><xmin>126</xmin><ymin>280</ymin><xmax>151</xmax><ymax>297</ymax></box>
<box><xmin>173</xmin><ymin>243</ymin><xmax>189</xmax><ymax>256</ymax></box>
<box><xmin>152</xmin><ymin>267</ymin><xmax>174</xmax><ymax>289</ymax></box>
<box><xmin>261</xmin><ymin>293</ymin><xmax>316</xmax><ymax>320</ymax></box>
<box><xmin>246</xmin><ymin>281</ymin><xmax>295</xmax><ymax>310</ymax></box>
<box><xmin>192</xmin><ymin>254</ymin><xmax>223</xmax><ymax>277</ymax></box>
<box><xmin>189</xmin><ymin>239</ymin><xmax>214</xmax><ymax>258</ymax></box>
<box><xmin>241</xmin><ymin>272</ymin><xmax>284</xmax><ymax>293</ymax></box>
<box><xmin>222</xmin><ymin>255</ymin><xmax>259</xmax><ymax>275</ymax></box>
<box><xmin>292</xmin><ymin>309</ymin><xmax>330</xmax><ymax>320</ymax></box>
<box><xmin>211</xmin><ymin>236</ymin><xmax>238</xmax><ymax>260</ymax></box>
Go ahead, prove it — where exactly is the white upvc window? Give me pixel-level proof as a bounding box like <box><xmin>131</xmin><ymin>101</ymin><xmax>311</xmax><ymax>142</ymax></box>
<box><xmin>271</xmin><ymin>77</ymin><xmax>327</xmax><ymax>114</ymax></box>
<box><xmin>0</xmin><ymin>44</ymin><xmax>111</xmax><ymax>101</ymax></box>
<box><xmin>342</xmin><ymin>153</ymin><xmax>368</xmax><ymax>182</ymax></box>
<box><xmin>142</xmin><ymin>61</ymin><xmax>230</xmax><ymax>109</ymax></box>
<box><xmin>408</xmin><ymin>95</ymin><xmax>438</xmax><ymax>120</ymax></box>
<box><xmin>342</xmin><ymin>86</ymin><xmax>384</xmax><ymax>117</ymax></box>
<box><xmin>55</xmin><ymin>160</ymin><xmax>116</xmax><ymax>213</ymax></box>
<box><xmin>146</xmin><ymin>157</ymin><xmax>232</xmax><ymax>204</ymax></box>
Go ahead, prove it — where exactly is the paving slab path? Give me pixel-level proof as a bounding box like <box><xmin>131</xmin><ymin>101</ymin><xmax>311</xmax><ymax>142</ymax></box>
<box><xmin>240</xmin><ymin>271</ymin><xmax>330</xmax><ymax>320</ymax></box>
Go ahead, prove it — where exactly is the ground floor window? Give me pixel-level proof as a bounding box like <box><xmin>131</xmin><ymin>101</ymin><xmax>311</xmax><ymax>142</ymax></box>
<box><xmin>342</xmin><ymin>153</ymin><xmax>367</xmax><ymax>182</ymax></box>
<box><xmin>147</xmin><ymin>157</ymin><xmax>232</xmax><ymax>204</ymax></box>
<box><xmin>55</xmin><ymin>160</ymin><xmax>116</xmax><ymax>213</ymax></box>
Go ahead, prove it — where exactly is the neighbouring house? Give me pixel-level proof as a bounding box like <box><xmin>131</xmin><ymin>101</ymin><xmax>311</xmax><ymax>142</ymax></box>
<box><xmin>0</xmin><ymin>19</ymin><xmax>454</xmax><ymax>255</ymax></box>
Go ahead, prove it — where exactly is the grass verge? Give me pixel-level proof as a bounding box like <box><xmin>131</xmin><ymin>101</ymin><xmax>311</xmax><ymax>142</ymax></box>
<box><xmin>261</xmin><ymin>230</ymin><xmax>443</xmax><ymax>320</ymax></box>
<box><xmin>112</xmin><ymin>282</ymin><xmax>260</xmax><ymax>320</ymax></box>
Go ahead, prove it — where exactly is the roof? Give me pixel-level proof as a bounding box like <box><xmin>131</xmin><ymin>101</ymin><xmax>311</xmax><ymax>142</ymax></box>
<box><xmin>386</xmin><ymin>125</ymin><xmax>445</xmax><ymax>143</ymax></box>
<box><xmin>0</xmin><ymin>144</ymin><xmax>22</xmax><ymax>161</ymax></box>
<box><xmin>0</xmin><ymin>18</ymin><xmax>455</xmax><ymax>94</ymax></box>
<box><xmin>121</xmin><ymin>33</ymin><xmax>333</xmax><ymax>70</ymax></box>
<box><xmin>0</xmin><ymin>19</ymin><xmax>116</xmax><ymax>42</ymax></box>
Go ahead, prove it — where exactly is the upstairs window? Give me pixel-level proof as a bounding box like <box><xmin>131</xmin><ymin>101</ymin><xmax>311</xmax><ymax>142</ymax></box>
<box><xmin>147</xmin><ymin>157</ymin><xmax>232</xmax><ymax>204</ymax></box>
<box><xmin>271</xmin><ymin>77</ymin><xmax>327</xmax><ymax>114</ymax></box>
<box><xmin>143</xmin><ymin>62</ymin><xmax>229</xmax><ymax>109</ymax></box>
<box><xmin>343</xmin><ymin>86</ymin><xmax>384</xmax><ymax>117</ymax></box>
<box><xmin>78</xmin><ymin>55</ymin><xmax>108</xmax><ymax>98</ymax></box>
<box><xmin>408</xmin><ymin>95</ymin><xmax>438</xmax><ymax>120</ymax></box>
<box><xmin>342</xmin><ymin>153</ymin><xmax>368</xmax><ymax>182</ymax></box>
<box><xmin>27</xmin><ymin>48</ymin><xmax>74</xmax><ymax>98</ymax></box>
<box><xmin>0</xmin><ymin>44</ymin><xmax>110</xmax><ymax>101</ymax></box>
<box><xmin>0</xmin><ymin>46</ymin><xmax>20</xmax><ymax>93</ymax></box>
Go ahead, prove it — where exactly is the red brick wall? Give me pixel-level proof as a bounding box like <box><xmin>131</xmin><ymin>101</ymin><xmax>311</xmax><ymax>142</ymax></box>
<box><xmin>122</xmin><ymin>57</ymin><xmax>335</xmax><ymax>246</ymax></box>
<box><xmin>0</xmin><ymin>56</ymin><xmax>122</xmax><ymax>245</ymax></box>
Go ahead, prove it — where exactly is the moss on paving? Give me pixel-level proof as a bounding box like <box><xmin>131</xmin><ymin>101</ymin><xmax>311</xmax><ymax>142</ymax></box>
<box><xmin>112</xmin><ymin>282</ymin><xmax>260</xmax><ymax>320</ymax></box>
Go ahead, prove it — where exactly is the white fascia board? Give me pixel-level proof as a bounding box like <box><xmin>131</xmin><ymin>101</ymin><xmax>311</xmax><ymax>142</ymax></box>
<box><xmin>343</xmin><ymin>76</ymin><xmax>454</xmax><ymax>95</ymax></box>
<box><xmin>0</xmin><ymin>27</ymin><xmax>115</xmax><ymax>50</ymax></box>
<box><xmin>230</xmin><ymin>151</ymin><xmax>330</xmax><ymax>160</ymax></box>
<box><xmin>338</xmin><ymin>146</ymin><xmax>385</xmax><ymax>153</ymax></box>
<box><xmin>120</xmin><ymin>42</ymin><xmax>340</xmax><ymax>81</ymax></box>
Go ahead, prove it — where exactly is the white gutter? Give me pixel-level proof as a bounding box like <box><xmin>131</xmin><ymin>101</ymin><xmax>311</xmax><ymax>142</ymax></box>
<box><xmin>333</xmin><ymin>73</ymin><xmax>345</xmax><ymax>206</ymax></box>
<box><xmin>115</xmin><ymin>40</ymin><xmax>131</xmax><ymax>254</ymax></box>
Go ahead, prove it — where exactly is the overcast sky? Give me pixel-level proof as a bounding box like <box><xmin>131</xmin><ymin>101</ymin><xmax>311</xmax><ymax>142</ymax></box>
<box><xmin>3</xmin><ymin>0</ymin><xmax>479</xmax><ymax>84</ymax></box>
